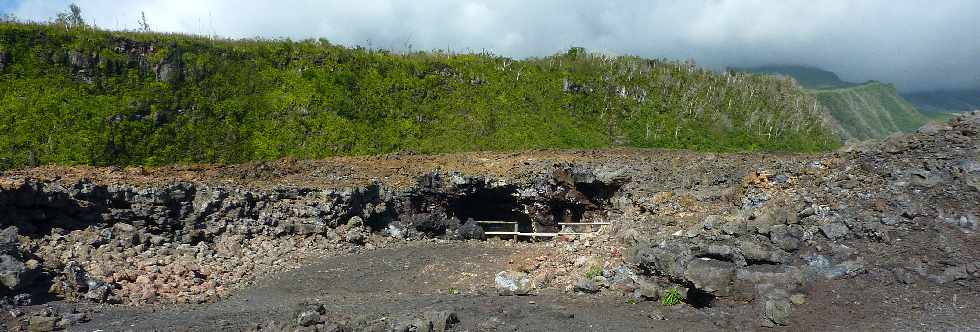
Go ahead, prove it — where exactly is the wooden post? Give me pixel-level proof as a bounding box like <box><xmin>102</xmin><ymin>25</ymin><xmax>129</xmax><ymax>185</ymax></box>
<box><xmin>513</xmin><ymin>222</ymin><xmax>519</xmax><ymax>243</ymax></box>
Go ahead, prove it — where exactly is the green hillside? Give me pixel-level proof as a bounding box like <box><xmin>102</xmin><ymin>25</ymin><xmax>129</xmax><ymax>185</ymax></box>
<box><xmin>738</xmin><ymin>65</ymin><xmax>929</xmax><ymax>140</ymax></box>
<box><xmin>809</xmin><ymin>83</ymin><xmax>928</xmax><ymax>141</ymax></box>
<box><xmin>0</xmin><ymin>22</ymin><xmax>839</xmax><ymax>169</ymax></box>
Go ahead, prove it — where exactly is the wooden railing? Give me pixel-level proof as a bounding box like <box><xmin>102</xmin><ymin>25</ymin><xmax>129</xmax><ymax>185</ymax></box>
<box><xmin>476</xmin><ymin>220</ymin><xmax>610</xmax><ymax>240</ymax></box>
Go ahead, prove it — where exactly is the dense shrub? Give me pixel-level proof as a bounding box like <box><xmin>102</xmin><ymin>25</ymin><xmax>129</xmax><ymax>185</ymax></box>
<box><xmin>0</xmin><ymin>22</ymin><xmax>839</xmax><ymax>169</ymax></box>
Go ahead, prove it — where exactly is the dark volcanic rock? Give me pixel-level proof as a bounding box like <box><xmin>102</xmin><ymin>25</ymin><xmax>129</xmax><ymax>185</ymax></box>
<box><xmin>56</xmin><ymin>261</ymin><xmax>113</xmax><ymax>303</ymax></box>
<box><xmin>819</xmin><ymin>223</ymin><xmax>849</xmax><ymax>240</ymax></box>
<box><xmin>0</xmin><ymin>254</ymin><xmax>30</xmax><ymax>291</ymax></box>
<box><xmin>0</xmin><ymin>226</ymin><xmax>19</xmax><ymax>255</ymax></box>
<box><xmin>683</xmin><ymin>258</ymin><xmax>736</xmax><ymax>296</ymax></box>
<box><xmin>456</xmin><ymin>218</ymin><xmax>485</xmax><ymax>240</ymax></box>
<box><xmin>574</xmin><ymin>278</ymin><xmax>600</xmax><ymax>293</ymax></box>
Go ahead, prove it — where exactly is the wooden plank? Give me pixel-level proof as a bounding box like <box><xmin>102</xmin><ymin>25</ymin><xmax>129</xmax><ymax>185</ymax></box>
<box><xmin>517</xmin><ymin>232</ymin><xmax>593</xmax><ymax>236</ymax></box>
<box><xmin>484</xmin><ymin>231</ymin><xmax>593</xmax><ymax>237</ymax></box>
<box><xmin>477</xmin><ymin>221</ymin><xmax>609</xmax><ymax>225</ymax></box>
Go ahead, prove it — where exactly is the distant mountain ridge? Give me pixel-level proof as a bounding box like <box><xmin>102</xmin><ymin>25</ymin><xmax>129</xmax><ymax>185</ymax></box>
<box><xmin>731</xmin><ymin>65</ymin><xmax>862</xmax><ymax>90</ymax></box>
<box><xmin>735</xmin><ymin>65</ymin><xmax>928</xmax><ymax>141</ymax></box>
<box><xmin>902</xmin><ymin>89</ymin><xmax>980</xmax><ymax>114</ymax></box>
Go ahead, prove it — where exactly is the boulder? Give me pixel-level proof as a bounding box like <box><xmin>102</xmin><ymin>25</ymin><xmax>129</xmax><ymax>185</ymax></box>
<box><xmin>720</xmin><ymin>220</ymin><xmax>748</xmax><ymax>235</ymax></box>
<box><xmin>29</xmin><ymin>315</ymin><xmax>58</xmax><ymax>332</ymax></box>
<box><xmin>815</xmin><ymin>259</ymin><xmax>865</xmax><ymax>280</ymax></box>
<box><xmin>819</xmin><ymin>223</ymin><xmax>849</xmax><ymax>240</ymax></box>
<box><xmin>347</xmin><ymin>216</ymin><xmax>364</xmax><ymax>228</ymax></box>
<box><xmin>423</xmin><ymin>310</ymin><xmax>459</xmax><ymax>332</ymax></box>
<box><xmin>632</xmin><ymin>241</ymin><xmax>693</xmax><ymax>278</ymax></box>
<box><xmin>768</xmin><ymin>225</ymin><xmax>803</xmax><ymax>251</ymax></box>
<box><xmin>683</xmin><ymin>258</ymin><xmax>735</xmax><ymax>296</ymax></box>
<box><xmin>399</xmin><ymin>213</ymin><xmax>454</xmax><ymax>235</ymax></box>
<box><xmin>733</xmin><ymin>265</ymin><xmax>803</xmax><ymax>300</ymax></box>
<box><xmin>84</xmin><ymin>279</ymin><xmax>113</xmax><ymax>303</ymax></box>
<box><xmin>456</xmin><ymin>218</ymin><xmax>485</xmax><ymax>240</ymax></box>
<box><xmin>59</xmin><ymin>261</ymin><xmax>113</xmax><ymax>303</ymax></box>
<box><xmin>0</xmin><ymin>254</ymin><xmax>30</xmax><ymax>290</ymax></box>
<box><xmin>296</xmin><ymin>310</ymin><xmax>320</xmax><ymax>327</ymax></box>
<box><xmin>635</xmin><ymin>279</ymin><xmax>662</xmax><ymax>300</ymax></box>
<box><xmin>761</xmin><ymin>298</ymin><xmax>792</xmax><ymax>327</ymax></box>
<box><xmin>574</xmin><ymin>278</ymin><xmax>599</xmax><ymax>293</ymax></box>
<box><xmin>0</xmin><ymin>226</ymin><xmax>18</xmax><ymax>254</ymax></box>
<box><xmin>756</xmin><ymin>205</ymin><xmax>798</xmax><ymax>226</ymax></box>
<box><xmin>62</xmin><ymin>262</ymin><xmax>88</xmax><ymax>293</ymax></box>
<box><xmin>738</xmin><ymin>240</ymin><xmax>788</xmax><ymax>265</ymax></box>
<box><xmin>495</xmin><ymin>270</ymin><xmax>531</xmax><ymax>296</ymax></box>
<box><xmin>345</xmin><ymin>227</ymin><xmax>368</xmax><ymax>245</ymax></box>
<box><xmin>604</xmin><ymin>266</ymin><xmax>638</xmax><ymax>292</ymax></box>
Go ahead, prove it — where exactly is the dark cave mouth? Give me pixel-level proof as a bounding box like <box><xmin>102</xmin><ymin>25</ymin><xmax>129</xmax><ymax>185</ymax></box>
<box><xmin>439</xmin><ymin>180</ymin><xmax>622</xmax><ymax>240</ymax></box>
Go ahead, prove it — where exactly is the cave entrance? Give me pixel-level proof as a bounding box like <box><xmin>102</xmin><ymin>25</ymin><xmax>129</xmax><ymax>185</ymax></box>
<box><xmin>445</xmin><ymin>186</ymin><xmax>534</xmax><ymax>238</ymax></box>
<box><xmin>576</xmin><ymin>181</ymin><xmax>621</xmax><ymax>208</ymax></box>
<box><xmin>441</xmin><ymin>179</ymin><xmax>621</xmax><ymax>241</ymax></box>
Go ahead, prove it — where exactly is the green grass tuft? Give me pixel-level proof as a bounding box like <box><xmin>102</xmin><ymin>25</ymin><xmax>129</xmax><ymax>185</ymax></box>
<box><xmin>584</xmin><ymin>265</ymin><xmax>603</xmax><ymax>279</ymax></box>
<box><xmin>660</xmin><ymin>288</ymin><xmax>682</xmax><ymax>306</ymax></box>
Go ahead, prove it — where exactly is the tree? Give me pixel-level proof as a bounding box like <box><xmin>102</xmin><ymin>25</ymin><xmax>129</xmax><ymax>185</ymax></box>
<box><xmin>138</xmin><ymin>11</ymin><xmax>150</xmax><ymax>32</ymax></box>
<box><xmin>55</xmin><ymin>3</ymin><xmax>86</xmax><ymax>29</ymax></box>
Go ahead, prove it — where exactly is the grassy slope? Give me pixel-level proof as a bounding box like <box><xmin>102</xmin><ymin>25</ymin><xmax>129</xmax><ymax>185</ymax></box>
<box><xmin>737</xmin><ymin>65</ymin><xmax>932</xmax><ymax>141</ymax></box>
<box><xmin>809</xmin><ymin>83</ymin><xmax>928</xmax><ymax>140</ymax></box>
<box><xmin>0</xmin><ymin>23</ymin><xmax>839</xmax><ymax>169</ymax></box>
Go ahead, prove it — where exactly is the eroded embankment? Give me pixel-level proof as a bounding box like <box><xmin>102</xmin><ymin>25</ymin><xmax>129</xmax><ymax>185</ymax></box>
<box><xmin>1</xmin><ymin>113</ymin><xmax>978</xmax><ymax>330</ymax></box>
<box><xmin>0</xmin><ymin>165</ymin><xmax>625</xmax><ymax>307</ymax></box>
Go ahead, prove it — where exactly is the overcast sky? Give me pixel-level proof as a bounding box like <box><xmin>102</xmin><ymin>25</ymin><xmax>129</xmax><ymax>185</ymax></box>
<box><xmin>3</xmin><ymin>0</ymin><xmax>978</xmax><ymax>92</ymax></box>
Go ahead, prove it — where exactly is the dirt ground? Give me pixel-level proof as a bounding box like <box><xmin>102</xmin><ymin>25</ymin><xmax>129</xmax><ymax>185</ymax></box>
<box><xmin>1</xmin><ymin>148</ymin><xmax>805</xmax><ymax>191</ymax></box>
<box><xmin>47</xmin><ymin>240</ymin><xmax>976</xmax><ymax>331</ymax></box>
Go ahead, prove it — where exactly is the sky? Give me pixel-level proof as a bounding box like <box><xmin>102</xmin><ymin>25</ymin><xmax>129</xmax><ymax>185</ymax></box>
<box><xmin>2</xmin><ymin>0</ymin><xmax>978</xmax><ymax>92</ymax></box>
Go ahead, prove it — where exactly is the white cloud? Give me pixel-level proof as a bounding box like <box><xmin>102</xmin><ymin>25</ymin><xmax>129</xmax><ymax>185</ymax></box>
<box><xmin>9</xmin><ymin>0</ymin><xmax>980</xmax><ymax>91</ymax></box>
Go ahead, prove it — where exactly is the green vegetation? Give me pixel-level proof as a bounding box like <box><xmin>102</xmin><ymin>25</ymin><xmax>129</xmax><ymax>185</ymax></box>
<box><xmin>584</xmin><ymin>265</ymin><xmax>603</xmax><ymax>279</ymax></box>
<box><xmin>660</xmin><ymin>288</ymin><xmax>682</xmax><ymax>306</ymax></box>
<box><xmin>0</xmin><ymin>21</ymin><xmax>839</xmax><ymax>169</ymax></box>
<box><xmin>809</xmin><ymin>83</ymin><xmax>928</xmax><ymax>140</ymax></box>
<box><xmin>739</xmin><ymin>65</ymin><xmax>930</xmax><ymax>140</ymax></box>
